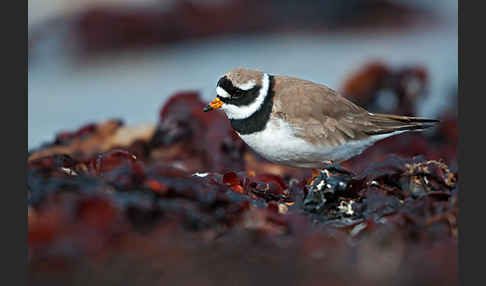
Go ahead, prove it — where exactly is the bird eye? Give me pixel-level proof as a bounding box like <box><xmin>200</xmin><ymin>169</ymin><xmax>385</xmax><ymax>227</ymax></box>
<box><xmin>217</xmin><ymin>77</ymin><xmax>226</xmax><ymax>88</ymax></box>
<box><xmin>232</xmin><ymin>89</ymin><xmax>246</xmax><ymax>98</ymax></box>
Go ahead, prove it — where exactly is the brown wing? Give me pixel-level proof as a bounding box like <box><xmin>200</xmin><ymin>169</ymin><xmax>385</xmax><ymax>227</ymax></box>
<box><xmin>271</xmin><ymin>76</ymin><xmax>438</xmax><ymax>147</ymax></box>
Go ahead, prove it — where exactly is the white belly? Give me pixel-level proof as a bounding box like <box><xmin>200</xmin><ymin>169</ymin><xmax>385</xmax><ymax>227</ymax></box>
<box><xmin>237</xmin><ymin>118</ymin><xmax>394</xmax><ymax>168</ymax></box>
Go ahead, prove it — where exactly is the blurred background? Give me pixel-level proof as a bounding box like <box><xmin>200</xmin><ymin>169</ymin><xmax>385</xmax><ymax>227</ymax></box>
<box><xmin>28</xmin><ymin>0</ymin><xmax>457</xmax><ymax>150</ymax></box>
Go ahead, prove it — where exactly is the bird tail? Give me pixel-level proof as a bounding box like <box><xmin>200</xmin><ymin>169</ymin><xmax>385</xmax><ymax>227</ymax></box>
<box><xmin>364</xmin><ymin>113</ymin><xmax>439</xmax><ymax>136</ymax></box>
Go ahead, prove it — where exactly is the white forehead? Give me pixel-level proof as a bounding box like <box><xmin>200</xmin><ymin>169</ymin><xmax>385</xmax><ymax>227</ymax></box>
<box><xmin>216</xmin><ymin>79</ymin><xmax>256</xmax><ymax>99</ymax></box>
<box><xmin>235</xmin><ymin>80</ymin><xmax>256</xmax><ymax>91</ymax></box>
<box><xmin>220</xmin><ymin>73</ymin><xmax>270</xmax><ymax>120</ymax></box>
<box><xmin>216</xmin><ymin>86</ymin><xmax>231</xmax><ymax>98</ymax></box>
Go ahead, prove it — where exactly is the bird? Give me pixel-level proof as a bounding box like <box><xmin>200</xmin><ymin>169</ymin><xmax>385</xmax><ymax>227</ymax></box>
<box><xmin>203</xmin><ymin>68</ymin><xmax>438</xmax><ymax>169</ymax></box>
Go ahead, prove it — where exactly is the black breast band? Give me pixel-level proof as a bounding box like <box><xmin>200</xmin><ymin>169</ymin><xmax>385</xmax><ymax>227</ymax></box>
<box><xmin>229</xmin><ymin>75</ymin><xmax>275</xmax><ymax>135</ymax></box>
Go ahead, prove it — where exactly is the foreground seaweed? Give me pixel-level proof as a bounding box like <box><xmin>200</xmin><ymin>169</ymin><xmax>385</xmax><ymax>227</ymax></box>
<box><xmin>28</xmin><ymin>63</ymin><xmax>458</xmax><ymax>286</ymax></box>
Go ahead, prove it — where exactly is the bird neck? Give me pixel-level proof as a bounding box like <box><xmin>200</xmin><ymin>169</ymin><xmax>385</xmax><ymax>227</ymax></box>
<box><xmin>230</xmin><ymin>75</ymin><xmax>275</xmax><ymax>135</ymax></box>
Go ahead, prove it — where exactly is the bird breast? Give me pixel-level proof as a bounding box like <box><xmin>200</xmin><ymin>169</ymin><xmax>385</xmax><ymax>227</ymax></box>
<box><xmin>236</xmin><ymin>117</ymin><xmax>389</xmax><ymax>168</ymax></box>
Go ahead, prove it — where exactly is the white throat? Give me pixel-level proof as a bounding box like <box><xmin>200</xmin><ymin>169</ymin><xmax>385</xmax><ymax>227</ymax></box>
<box><xmin>219</xmin><ymin>73</ymin><xmax>270</xmax><ymax>120</ymax></box>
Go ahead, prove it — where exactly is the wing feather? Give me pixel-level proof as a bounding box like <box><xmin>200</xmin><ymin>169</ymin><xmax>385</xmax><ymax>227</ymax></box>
<box><xmin>271</xmin><ymin>76</ymin><xmax>437</xmax><ymax>146</ymax></box>
<box><xmin>272</xmin><ymin>76</ymin><xmax>370</xmax><ymax>146</ymax></box>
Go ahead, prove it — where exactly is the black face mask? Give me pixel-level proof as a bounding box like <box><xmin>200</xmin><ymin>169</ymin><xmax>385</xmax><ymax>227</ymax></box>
<box><xmin>216</xmin><ymin>76</ymin><xmax>261</xmax><ymax>107</ymax></box>
<box><xmin>227</xmin><ymin>75</ymin><xmax>276</xmax><ymax>135</ymax></box>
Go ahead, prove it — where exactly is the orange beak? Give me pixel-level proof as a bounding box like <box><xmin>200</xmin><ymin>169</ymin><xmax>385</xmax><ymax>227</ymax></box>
<box><xmin>203</xmin><ymin>97</ymin><xmax>223</xmax><ymax>112</ymax></box>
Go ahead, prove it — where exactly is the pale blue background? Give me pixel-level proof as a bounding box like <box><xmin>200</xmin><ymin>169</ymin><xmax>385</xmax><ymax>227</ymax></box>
<box><xmin>28</xmin><ymin>0</ymin><xmax>458</xmax><ymax>149</ymax></box>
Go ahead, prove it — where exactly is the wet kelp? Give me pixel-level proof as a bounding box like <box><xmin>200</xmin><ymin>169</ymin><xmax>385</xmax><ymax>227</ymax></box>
<box><xmin>28</xmin><ymin>63</ymin><xmax>458</xmax><ymax>286</ymax></box>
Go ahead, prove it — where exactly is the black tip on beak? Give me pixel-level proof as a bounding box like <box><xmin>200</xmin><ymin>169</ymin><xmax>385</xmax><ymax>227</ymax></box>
<box><xmin>203</xmin><ymin>104</ymin><xmax>213</xmax><ymax>112</ymax></box>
